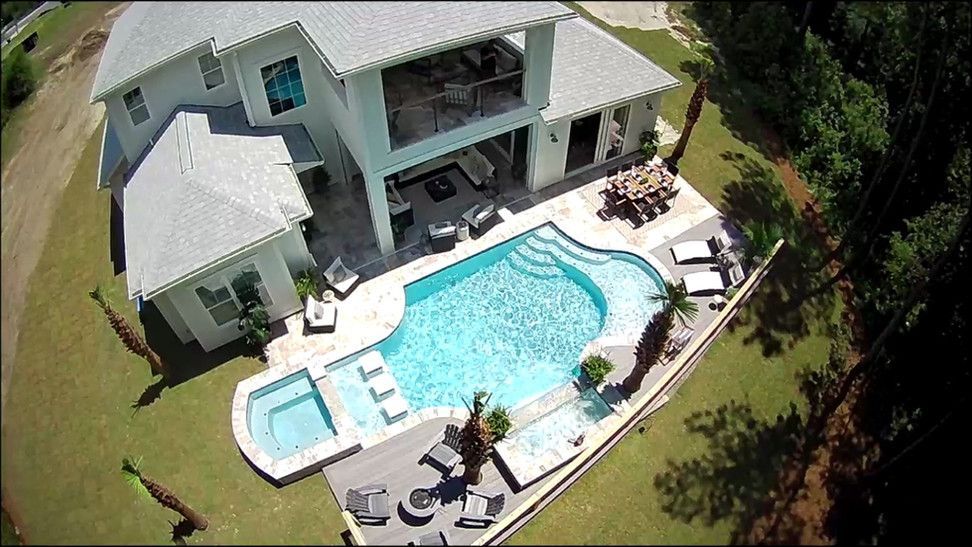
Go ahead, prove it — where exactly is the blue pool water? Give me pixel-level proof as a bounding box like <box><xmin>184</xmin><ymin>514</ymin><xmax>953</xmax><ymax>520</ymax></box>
<box><xmin>509</xmin><ymin>388</ymin><xmax>614</xmax><ymax>460</ymax></box>
<box><xmin>328</xmin><ymin>224</ymin><xmax>666</xmax><ymax>437</ymax></box>
<box><xmin>247</xmin><ymin>371</ymin><xmax>336</xmax><ymax>459</ymax></box>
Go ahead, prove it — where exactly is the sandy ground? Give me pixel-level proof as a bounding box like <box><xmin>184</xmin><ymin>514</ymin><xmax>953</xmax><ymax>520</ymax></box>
<box><xmin>578</xmin><ymin>1</ymin><xmax>671</xmax><ymax>31</ymax></box>
<box><xmin>0</xmin><ymin>4</ymin><xmax>126</xmax><ymax>413</ymax></box>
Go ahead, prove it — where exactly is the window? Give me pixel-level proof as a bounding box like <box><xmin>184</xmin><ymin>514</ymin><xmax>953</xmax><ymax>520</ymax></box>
<box><xmin>123</xmin><ymin>87</ymin><xmax>150</xmax><ymax>126</ymax></box>
<box><xmin>194</xmin><ymin>283</ymin><xmax>239</xmax><ymax>326</ymax></box>
<box><xmin>261</xmin><ymin>55</ymin><xmax>306</xmax><ymax>115</ymax></box>
<box><xmin>197</xmin><ymin>52</ymin><xmax>225</xmax><ymax>90</ymax></box>
<box><xmin>230</xmin><ymin>263</ymin><xmax>274</xmax><ymax>307</ymax></box>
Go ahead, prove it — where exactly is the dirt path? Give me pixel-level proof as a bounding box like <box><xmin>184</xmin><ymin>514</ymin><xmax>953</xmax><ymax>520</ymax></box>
<box><xmin>0</xmin><ymin>4</ymin><xmax>126</xmax><ymax>413</ymax></box>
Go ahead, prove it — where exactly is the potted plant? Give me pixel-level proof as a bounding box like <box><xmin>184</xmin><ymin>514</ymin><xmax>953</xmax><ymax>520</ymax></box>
<box><xmin>581</xmin><ymin>354</ymin><xmax>615</xmax><ymax>386</ymax></box>
<box><xmin>294</xmin><ymin>269</ymin><xmax>318</xmax><ymax>300</ymax></box>
<box><xmin>639</xmin><ymin>129</ymin><xmax>659</xmax><ymax>161</ymax></box>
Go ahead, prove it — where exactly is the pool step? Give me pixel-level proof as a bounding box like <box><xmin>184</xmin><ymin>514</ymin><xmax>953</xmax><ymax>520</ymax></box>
<box><xmin>514</xmin><ymin>243</ymin><xmax>557</xmax><ymax>267</ymax></box>
<box><xmin>532</xmin><ymin>226</ymin><xmax>611</xmax><ymax>265</ymax></box>
<box><xmin>524</xmin><ymin>237</ymin><xmax>599</xmax><ymax>273</ymax></box>
<box><xmin>508</xmin><ymin>250</ymin><xmax>564</xmax><ymax>279</ymax></box>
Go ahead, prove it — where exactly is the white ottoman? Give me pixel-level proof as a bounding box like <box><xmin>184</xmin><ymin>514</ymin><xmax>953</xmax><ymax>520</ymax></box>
<box><xmin>358</xmin><ymin>351</ymin><xmax>386</xmax><ymax>378</ymax></box>
<box><xmin>369</xmin><ymin>373</ymin><xmax>396</xmax><ymax>401</ymax></box>
<box><xmin>380</xmin><ymin>394</ymin><xmax>409</xmax><ymax>422</ymax></box>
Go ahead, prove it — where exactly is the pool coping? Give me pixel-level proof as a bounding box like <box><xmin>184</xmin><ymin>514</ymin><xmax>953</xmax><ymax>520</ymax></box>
<box><xmin>232</xmin><ymin>212</ymin><xmax>678</xmax><ymax>484</ymax></box>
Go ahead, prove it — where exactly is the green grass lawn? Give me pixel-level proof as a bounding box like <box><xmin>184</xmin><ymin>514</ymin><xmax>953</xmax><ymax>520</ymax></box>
<box><xmin>0</xmin><ymin>6</ymin><xmax>837</xmax><ymax>545</ymax></box>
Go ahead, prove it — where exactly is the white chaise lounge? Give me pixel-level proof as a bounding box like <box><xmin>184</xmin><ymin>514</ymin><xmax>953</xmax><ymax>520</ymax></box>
<box><xmin>681</xmin><ymin>261</ymin><xmax>746</xmax><ymax>295</ymax></box>
<box><xmin>303</xmin><ymin>295</ymin><xmax>337</xmax><ymax>333</ymax></box>
<box><xmin>670</xmin><ymin>230</ymin><xmax>733</xmax><ymax>264</ymax></box>
<box><xmin>368</xmin><ymin>373</ymin><xmax>396</xmax><ymax>401</ymax></box>
<box><xmin>323</xmin><ymin>257</ymin><xmax>360</xmax><ymax>298</ymax></box>
<box><xmin>381</xmin><ymin>394</ymin><xmax>409</xmax><ymax>422</ymax></box>
<box><xmin>358</xmin><ymin>351</ymin><xmax>386</xmax><ymax>378</ymax></box>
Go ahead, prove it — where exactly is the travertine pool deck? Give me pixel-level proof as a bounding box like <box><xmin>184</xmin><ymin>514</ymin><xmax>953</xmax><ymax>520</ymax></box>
<box><xmin>232</xmin><ymin>163</ymin><xmax>722</xmax><ymax>484</ymax></box>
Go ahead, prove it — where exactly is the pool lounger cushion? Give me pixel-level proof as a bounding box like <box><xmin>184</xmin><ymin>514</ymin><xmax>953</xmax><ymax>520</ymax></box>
<box><xmin>359</xmin><ymin>351</ymin><xmax>386</xmax><ymax>378</ymax></box>
<box><xmin>369</xmin><ymin>373</ymin><xmax>396</xmax><ymax>400</ymax></box>
<box><xmin>381</xmin><ymin>394</ymin><xmax>409</xmax><ymax>421</ymax></box>
<box><xmin>670</xmin><ymin>230</ymin><xmax>732</xmax><ymax>263</ymax></box>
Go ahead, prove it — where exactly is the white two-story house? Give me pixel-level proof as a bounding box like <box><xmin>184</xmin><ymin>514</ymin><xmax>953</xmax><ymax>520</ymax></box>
<box><xmin>92</xmin><ymin>2</ymin><xmax>679</xmax><ymax>351</ymax></box>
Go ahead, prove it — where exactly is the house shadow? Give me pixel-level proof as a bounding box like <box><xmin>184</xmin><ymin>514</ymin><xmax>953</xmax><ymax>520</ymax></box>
<box><xmin>140</xmin><ymin>301</ymin><xmax>261</xmax><ymax>389</ymax></box>
<box><xmin>109</xmin><ymin>197</ymin><xmax>126</xmax><ymax>276</ymax></box>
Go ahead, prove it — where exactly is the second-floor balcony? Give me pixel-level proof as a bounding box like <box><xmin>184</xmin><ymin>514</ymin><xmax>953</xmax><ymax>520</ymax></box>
<box><xmin>384</xmin><ymin>39</ymin><xmax>527</xmax><ymax>150</ymax></box>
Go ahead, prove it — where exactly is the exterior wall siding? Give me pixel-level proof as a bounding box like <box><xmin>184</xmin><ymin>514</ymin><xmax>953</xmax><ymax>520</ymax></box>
<box><xmin>105</xmin><ymin>43</ymin><xmax>243</xmax><ymax>164</ymax></box>
<box><xmin>160</xmin><ymin>233</ymin><xmax>301</xmax><ymax>351</ymax></box>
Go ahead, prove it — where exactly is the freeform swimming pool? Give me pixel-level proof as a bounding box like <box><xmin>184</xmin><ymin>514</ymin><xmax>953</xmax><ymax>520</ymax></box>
<box><xmin>247</xmin><ymin>370</ymin><xmax>336</xmax><ymax>459</ymax></box>
<box><xmin>329</xmin><ymin>224</ymin><xmax>666</xmax><ymax>436</ymax></box>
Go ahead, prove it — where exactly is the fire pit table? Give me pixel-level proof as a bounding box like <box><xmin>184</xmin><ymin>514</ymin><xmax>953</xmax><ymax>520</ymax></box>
<box><xmin>401</xmin><ymin>487</ymin><xmax>440</xmax><ymax>520</ymax></box>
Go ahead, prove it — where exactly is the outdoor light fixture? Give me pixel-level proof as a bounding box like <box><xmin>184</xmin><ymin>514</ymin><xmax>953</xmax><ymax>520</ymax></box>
<box><xmin>550</xmin><ymin>133</ymin><xmax>558</xmax><ymax>143</ymax></box>
<box><xmin>646</xmin><ymin>101</ymin><xmax>653</xmax><ymax>110</ymax></box>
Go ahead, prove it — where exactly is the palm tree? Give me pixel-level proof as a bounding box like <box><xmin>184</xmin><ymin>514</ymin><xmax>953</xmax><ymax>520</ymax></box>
<box><xmin>622</xmin><ymin>310</ymin><xmax>675</xmax><ymax>394</ymax></box>
<box><xmin>649</xmin><ymin>280</ymin><xmax>699</xmax><ymax>326</ymax></box>
<box><xmin>121</xmin><ymin>456</ymin><xmax>209</xmax><ymax>531</ymax></box>
<box><xmin>89</xmin><ymin>285</ymin><xmax>167</xmax><ymax>379</ymax></box>
<box><xmin>459</xmin><ymin>391</ymin><xmax>495</xmax><ymax>485</ymax></box>
<box><xmin>742</xmin><ymin>221</ymin><xmax>783</xmax><ymax>267</ymax></box>
<box><xmin>666</xmin><ymin>54</ymin><xmax>714</xmax><ymax>165</ymax></box>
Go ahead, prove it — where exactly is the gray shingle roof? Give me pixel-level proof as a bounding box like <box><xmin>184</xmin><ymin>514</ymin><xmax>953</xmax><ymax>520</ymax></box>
<box><xmin>508</xmin><ymin>18</ymin><xmax>681</xmax><ymax>121</ymax></box>
<box><xmin>124</xmin><ymin>103</ymin><xmax>318</xmax><ymax>299</ymax></box>
<box><xmin>91</xmin><ymin>2</ymin><xmax>575</xmax><ymax>102</ymax></box>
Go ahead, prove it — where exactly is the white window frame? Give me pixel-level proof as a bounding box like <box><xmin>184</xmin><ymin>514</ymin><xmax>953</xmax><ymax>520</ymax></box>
<box><xmin>197</xmin><ymin>51</ymin><xmax>226</xmax><ymax>91</ymax></box>
<box><xmin>192</xmin><ymin>261</ymin><xmax>273</xmax><ymax>327</ymax></box>
<box><xmin>193</xmin><ymin>281</ymin><xmax>240</xmax><ymax>327</ymax></box>
<box><xmin>260</xmin><ymin>54</ymin><xmax>307</xmax><ymax>116</ymax></box>
<box><xmin>122</xmin><ymin>87</ymin><xmax>150</xmax><ymax>126</ymax></box>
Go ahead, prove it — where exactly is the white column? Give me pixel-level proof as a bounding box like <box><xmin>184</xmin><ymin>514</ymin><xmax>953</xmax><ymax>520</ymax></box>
<box><xmin>230</xmin><ymin>52</ymin><xmax>255</xmax><ymax>126</ymax></box>
<box><xmin>523</xmin><ymin>23</ymin><xmax>556</xmax><ymax>109</ymax></box>
<box><xmin>363</xmin><ymin>170</ymin><xmax>395</xmax><ymax>255</ymax></box>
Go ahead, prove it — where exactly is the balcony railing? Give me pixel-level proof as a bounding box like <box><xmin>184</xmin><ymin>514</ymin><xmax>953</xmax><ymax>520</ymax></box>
<box><xmin>386</xmin><ymin>70</ymin><xmax>525</xmax><ymax>150</ymax></box>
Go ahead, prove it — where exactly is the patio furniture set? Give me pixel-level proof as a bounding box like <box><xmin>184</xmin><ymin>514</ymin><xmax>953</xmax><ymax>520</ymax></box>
<box><xmin>359</xmin><ymin>350</ymin><xmax>410</xmax><ymax>422</ymax></box>
<box><xmin>303</xmin><ymin>257</ymin><xmax>361</xmax><ymax>333</ymax></box>
<box><xmin>345</xmin><ymin>424</ymin><xmax>507</xmax><ymax>545</ymax></box>
<box><xmin>600</xmin><ymin>157</ymin><xmax>681</xmax><ymax>225</ymax></box>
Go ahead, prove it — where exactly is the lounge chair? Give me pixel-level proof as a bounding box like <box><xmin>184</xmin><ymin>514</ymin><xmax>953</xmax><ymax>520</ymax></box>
<box><xmin>323</xmin><ymin>257</ymin><xmax>360</xmax><ymax>298</ymax></box>
<box><xmin>665</xmin><ymin>327</ymin><xmax>694</xmax><ymax>358</ymax></box>
<box><xmin>681</xmin><ymin>260</ymin><xmax>746</xmax><ymax>296</ymax></box>
<box><xmin>345</xmin><ymin>484</ymin><xmax>391</xmax><ymax>525</ymax></box>
<box><xmin>457</xmin><ymin>490</ymin><xmax>505</xmax><ymax>527</ymax></box>
<box><xmin>670</xmin><ymin>229</ymin><xmax>733</xmax><ymax>264</ymax></box>
<box><xmin>381</xmin><ymin>394</ymin><xmax>409</xmax><ymax>422</ymax></box>
<box><xmin>461</xmin><ymin>202</ymin><xmax>501</xmax><ymax>236</ymax></box>
<box><xmin>411</xmin><ymin>530</ymin><xmax>451</xmax><ymax>546</ymax></box>
<box><xmin>420</xmin><ymin>424</ymin><xmax>463</xmax><ymax>474</ymax></box>
<box><xmin>303</xmin><ymin>295</ymin><xmax>337</xmax><ymax>333</ymax></box>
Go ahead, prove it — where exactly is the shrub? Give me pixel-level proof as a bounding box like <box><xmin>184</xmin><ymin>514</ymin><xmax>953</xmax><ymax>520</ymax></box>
<box><xmin>239</xmin><ymin>302</ymin><xmax>270</xmax><ymax>348</ymax></box>
<box><xmin>485</xmin><ymin>405</ymin><xmax>512</xmax><ymax>442</ymax></box>
<box><xmin>294</xmin><ymin>269</ymin><xmax>318</xmax><ymax>300</ymax></box>
<box><xmin>639</xmin><ymin>129</ymin><xmax>659</xmax><ymax>162</ymax></box>
<box><xmin>1</xmin><ymin>48</ymin><xmax>36</xmax><ymax>128</ymax></box>
<box><xmin>581</xmin><ymin>354</ymin><xmax>615</xmax><ymax>386</ymax></box>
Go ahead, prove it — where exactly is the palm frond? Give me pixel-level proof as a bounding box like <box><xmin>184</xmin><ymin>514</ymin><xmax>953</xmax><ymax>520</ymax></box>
<box><xmin>121</xmin><ymin>456</ymin><xmax>150</xmax><ymax>500</ymax></box>
<box><xmin>89</xmin><ymin>284</ymin><xmax>111</xmax><ymax>310</ymax></box>
<box><xmin>650</xmin><ymin>281</ymin><xmax>699</xmax><ymax>325</ymax></box>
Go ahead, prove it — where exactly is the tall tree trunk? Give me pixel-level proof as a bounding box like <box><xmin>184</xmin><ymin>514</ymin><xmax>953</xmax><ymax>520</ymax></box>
<box><xmin>825</xmin><ymin>6</ymin><xmax>928</xmax><ymax>269</ymax></box>
<box><xmin>797</xmin><ymin>1</ymin><xmax>813</xmax><ymax>39</ymax></box>
<box><xmin>141</xmin><ymin>475</ymin><xmax>209</xmax><ymax>531</ymax></box>
<box><xmin>622</xmin><ymin>364</ymin><xmax>648</xmax><ymax>394</ymax></box>
<box><xmin>462</xmin><ymin>462</ymin><xmax>483</xmax><ymax>485</ymax></box>
<box><xmin>667</xmin><ymin>78</ymin><xmax>709</xmax><ymax>165</ymax></box>
<box><xmin>822</xmin><ymin>40</ymin><xmax>946</xmax><ymax>287</ymax></box>
<box><xmin>104</xmin><ymin>307</ymin><xmax>167</xmax><ymax>379</ymax></box>
<box><xmin>812</xmin><ymin>207</ymin><xmax>969</xmax><ymax>437</ymax></box>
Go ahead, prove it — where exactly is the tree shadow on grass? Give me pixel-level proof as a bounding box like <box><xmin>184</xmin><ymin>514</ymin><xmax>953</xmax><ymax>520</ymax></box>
<box><xmin>654</xmin><ymin>399</ymin><xmax>806</xmax><ymax>542</ymax></box>
<box><xmin>718</xmin><ymin>152</ymin><xmax>836</xmax><ymax>356</ymax></box>
<box><xmin>169</xmin><ymin>518</ymin><xmax>196</xmax><ymax>545</ymax></box>
<box><xmin>131</xmin><ymin>377</ymin><xmax>167</xmax><ymax>414</ymax></box>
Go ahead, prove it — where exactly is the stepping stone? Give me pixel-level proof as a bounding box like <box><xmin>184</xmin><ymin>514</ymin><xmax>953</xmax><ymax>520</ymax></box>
<box><xmin>358</xmin><ymin>351</ymin><xmax>386</xmax><ymax>378</ymax></box>
<box><xmin>368</xmin><ymin>373</ymin><xmax>396</xmax><ymax>401</ymax></box>
<box><xmin>380</xmin><ymin>394</ymin><xmax>409</xmax><ymax>422</ymax></box>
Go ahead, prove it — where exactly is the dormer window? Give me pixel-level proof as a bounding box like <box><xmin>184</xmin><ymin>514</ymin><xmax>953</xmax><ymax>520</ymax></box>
<box><xmin>197</xmin><ymin>52</ymin><xmax>225</xmax><ymax>90</ymax></box>
<box><xmin>123</xmin><ymin>87</ymin><xmax>150</xmax><ymax>126</ymax></box>
<box><xmin>261</xmin><ymin>55</ymin><xmax>305</xmax><ymax>116</ymax></box>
